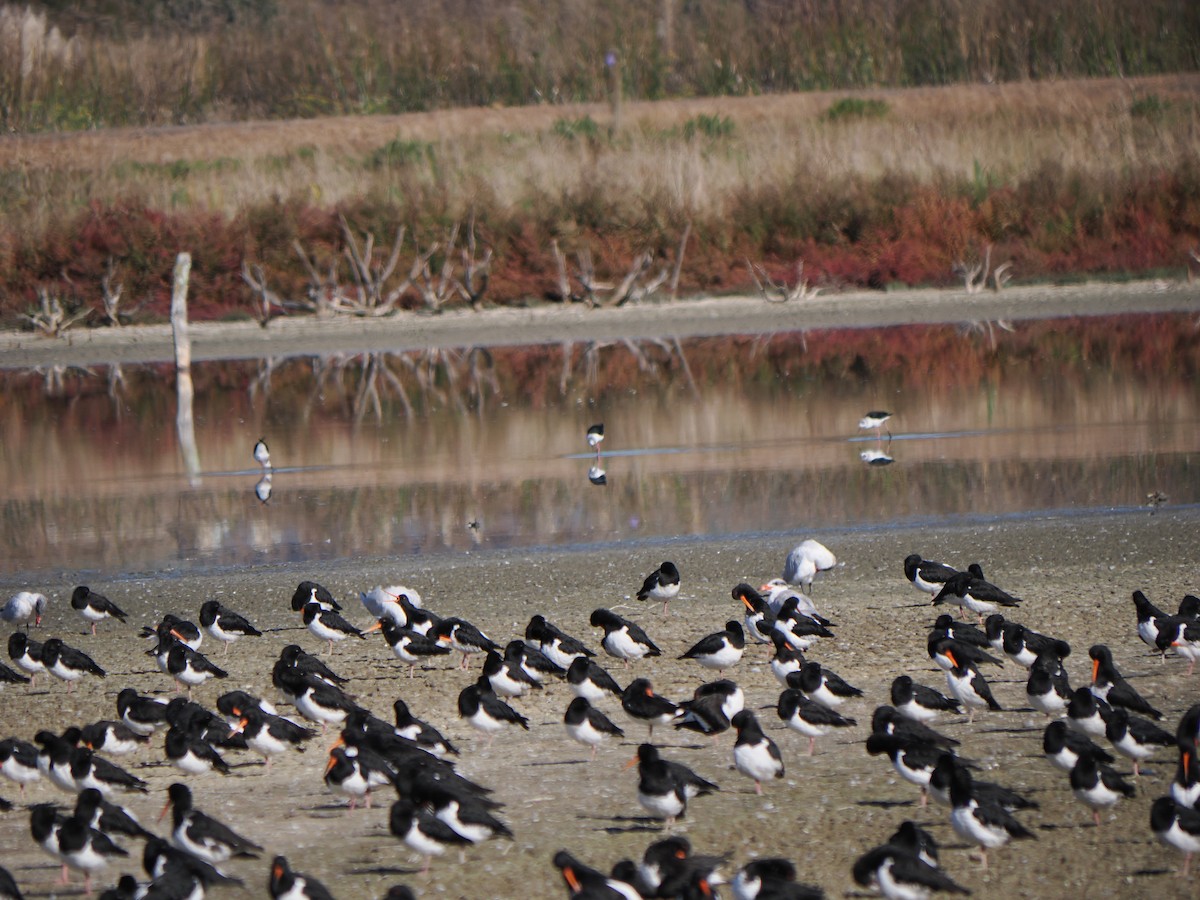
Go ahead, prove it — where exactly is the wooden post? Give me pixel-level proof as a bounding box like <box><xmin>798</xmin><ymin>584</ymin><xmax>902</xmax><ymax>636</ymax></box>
<box><xmin>607</xmin><ymin>50</ymin><xmax>622</xmax><ymax>136</ymax></box>
<box><xmin>171</xmin><ymin>252</ymin><xmax>201</xmax><ymax>483</ymax></box>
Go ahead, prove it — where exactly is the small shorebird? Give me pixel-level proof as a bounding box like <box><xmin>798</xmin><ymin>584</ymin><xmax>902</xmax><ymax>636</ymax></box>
<box><xmin>253</xmin><ymin>438</ymin><xmax>272</xmax><ymax>469</ymax></box>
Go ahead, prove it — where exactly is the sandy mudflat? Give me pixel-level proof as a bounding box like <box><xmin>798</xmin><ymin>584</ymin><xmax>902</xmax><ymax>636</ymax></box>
<box><xmin>1</xmin><ymin>508</ymin><xmax>1200</xmax><ymax>898</ymax></box>
<box><xmin>0</xmin><ymin>277</ymin><xmax>1196</xmax><ymax>369</ymax></box>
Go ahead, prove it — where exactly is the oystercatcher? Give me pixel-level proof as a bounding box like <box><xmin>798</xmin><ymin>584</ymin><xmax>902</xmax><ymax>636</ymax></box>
<box><xmin>637</xmin><ymin>561</ymin><xmax>681</xmax><ymax>615</ymax></box>
<box><xmin>904</xmin><ymin>555</ymin><xmax>960</xmax><ymax>597</ymax></box>
<box><xmin>302</xmin><ymin>602</ymin><xmax>366</xmax><ymax>655</ymax></box>
<box><xmin>590</xmin><ymin>608</ymin><xmax>662</xmax><ymax>665</ymax></box>
<box><xmin>564</xmin><ymin>696</ymin><xmax>625</xmax><ymax>760</ymax></box>
<box><xmin>290</xmin><ymin>581</ymin><xmax>340</xmax><ymax>613</ymax></box>
<box><xmin>164</xmin><ymin>728</ymin><xmax>229</xmax><ymax>776</ymax></box>
<box><xmin>567</xmin><ymin>656</ymin><xmax>623</xmax><ymax>702</ymax></box>
<box><xmin>231</xmin><ymin>706</ymin><xmax>315</xmax><ymax>769</ymax></box>
<box><xmin>0</xmin><ymin>737</ymin><xmax>42</xmax><ymax>797</ymax></box>
<box><xmin>163</xmin><ymin>782</ymin><xmax>262</xmax><ymax>863</ymax></box>
<box><xmin>433</xmin><ymin>616</ymin><xmax>498</xmax><ymax>669</ymax></box>
<box><xmin>77</xmin><ymin>721</ymin><xmax>148</xmax><ymax>756</ymax></box>
<box><xmin>777</xmin><ymin>687</ymin><xmax>856</xmax><ymax>755</ymax></box>
<box><xmin>1069</xmin><ymin>754</ymin><xmax>1136</xmax><ymax>826</ymax></box>
<box><xmin>1104</xmin><ymin>707</ymin><xmax>1174</xmax><ymax>776</ymax></box>
<box><xmin>679</xmin><ymin>620</ymin><xmax>744</xmax><ymax>673</ymax></box>
<box><xmin>675</xmin><ymin>680</ymin><xmax>744</xmax><ymax>739</ymax></box>
<box><xmin>944</xmin><ymin>654</ymin><xmax>1002</xmax><ymax>722</ymax></box>
<box><xmin>772</xmin><ymin>597</ymin><xmax>835</xmax><ymax>651</ymax></box>
<box><xmin>790</xmin><ymin>661</ymin><xmax>862</xmax><ymax>711</ymax></box>
<box><xmin>731</xmin><ymin>710</ymin><xmax>784</xmax><ymax>794</ymax></box>
<box><xmin>392</xmin><ymin>699</ymin><xmax>457</xmax><ymax>758</ymax></box>
<box><xmin>6</xmin><ymin>632</ymin><xmax>44</xmax><ymax>686</ymax></box>
<box><xmin>69</xmin><ymin>747</ymin><xmax>149</xmax><ymax>796</ymax></box>
<box><xmin>269</xmin><ymin>855</ymin><xmax>334</xmax><ymax>900</ymax></box>
<box><xmin>630</xmin><ymin>743</ymin><xmax>718</xmax><ymax>827</ymax></box>
<box><xmin>553</xmin><ymin>850</ymin><xmax>642</xmax><ymax>900</ymax></box>
<box><xmin>871</xmin><ymin>706</ymin><xmax>958</xmax><ymax>751</ymax></box>
<box><xmin>1151</xmin><ymin>796</ymin><xmax>1200</xmax><ymax>876</ymax></box>
<box><xmin>852</xmin><ymin>843</ymin><xmax>969</xmax><ymax>898</ymax></box>
<box><xmin>198</xmin><ymin>601</ymin><xmax>261</xmax><ymax>655</ymax></box>
<box><xmin>1089</xmin><ymin>643</ymin><xmax>1161</xmax><ymax>718</ymax></box>
<box><xmin>933</xmin><ymin>571</ymin><xmax>1021</xmax><ymax>624</ymax></box>
<box><xmin>482</xmin><ymin>648</ymin><xmax>542</xmax><ymax>697</ymax></box>
<box><xmin>505</xmin><ymin>640</ymin><xmax>565</xmax><ymax>685</ymax></box>
<box><xmin>1025</xmin><ymin>652</ymin><xmax>1072</xmax><ymax>717</ymax></box>
<box><xmin>116</xmin><ymin>688</ymin><xmax>169</xmax><ymax>736</ymax></box>
<box><xmin>524</xmin><ymin>615</ymin><xmax>595</xmax><ymax>669</ymax></box>
<box><xmin>890</xmin><ymin>675</ymin><xmax>961</xmax><ymax>723</ymax></box>
<box><xmin>31</xmin><ymin>804</ymin><xmax>128</xmax><ymax>895</ymax></box>
<box><xmin>927</xmin><ymin>754</ymin><xmax>1037</xmax><ymax>811</ymax></box>
<box><xmin>40</xmin><ymin>638</ymin><xmax>105</xmax><ymax>692</ymax></box>
<box><xmin>73</xmin><ymin>788</ymin><xmax>153</xmax><ymax>841</ymax></box>
<box><xmin>948</xmin><ymin>765</ymin><xmax>1035</xmax><ymax>868</ymax></box>
<box><xmin>1066</xmin><ymin>687</ymin><xmax>1114</xmax><ymax>739</ymax></box>
<box><xmin>621</xmin><ymin>678</ymin><xmax>681</xmax><ymax>740</ymax></box>
<box><xmin>70</xmin><ymin>586</ymin><xmax>127</xmax><ymax>635</ymax></box>
<box><xmin>1042</xmin><ymin>720</ymin><xmax>1114</xmax><ymax>773</ymax></box>
<box><xmin>389</xmin><ymin>797</ymin><xmax>472</xmax><ymax>875</ymax></box>
<box><xmin>457</xmin><ymin>679</ymin><xmax>529</xmax><ymax>748</ymax></box>
<box><xmin>324</xmin><ymin>744</ymin><xmax>395</xmax><ymax>811</ymax></box>
<box><xmin>368</xmin><ymin>618</ymin><xmax>451</xmax><ymax>677</ymax></box>
<box><xmin>731</xmin><ymin>858</ymin><xmax>822</xmax><ymax>900</ymax></box>
<box><xmin>769</xmin><ymin>631</ymin><xmax>806</xmax><ymax>686</ymax></box>
<box><xmin>865</xmin><ymin>732</ymin><xmax>942</xmax><ymax>806</ymax></box>
<box><xmin>733</xmin><ymin>583</ymin><xmax>776</xmax><ymax>644</ymax></box>
<box><xmin>165</xmin><ymin>643</ymin><xmax>228</xmax><ymax>697</ymax></box>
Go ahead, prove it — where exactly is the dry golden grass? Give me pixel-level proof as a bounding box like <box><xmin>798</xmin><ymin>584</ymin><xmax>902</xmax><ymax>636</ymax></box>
<box><xmin>0</xmin><ymin>73</ymin><xmax>1197</xmax><ymax>241</ymax></box>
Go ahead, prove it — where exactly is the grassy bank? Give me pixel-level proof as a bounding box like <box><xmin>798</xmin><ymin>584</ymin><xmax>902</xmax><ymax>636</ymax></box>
<box><xmin>1</xmin><ymin>76</ymin><xmax>1198</xmax><ymax>325</ymax></box>
<box><xmin>2</xmin><ymin>0</ymin><xmax>1197</xmax><ymax>132</ymax></box>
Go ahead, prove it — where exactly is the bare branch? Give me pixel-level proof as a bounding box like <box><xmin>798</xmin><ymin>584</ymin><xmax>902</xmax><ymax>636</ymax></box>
<box><xmin>99</xmin><ymin>257</ymin><xmax>123</xmax><ymax>327</ymax></box>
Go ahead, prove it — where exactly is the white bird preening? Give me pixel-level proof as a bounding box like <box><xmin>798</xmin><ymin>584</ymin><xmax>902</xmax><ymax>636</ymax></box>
<box><xmin>2</xmin><ymin>591</ymin><xmax>48</xmax><ymax>630</ymax></box>
<box><xmin>781</xmin><ymin>540</ymin><xmax>837</xmax><ymax>594</ymax></box>
<box><xmin>253</xmin><ymin>438</ymin><xmax>271</xmax><ymax>470</ymax></box>
<box><xmin>858</xmin><ymin>410</ymin><xmax>892</xmax><ymax>433</ymax></box>
<box><xmin>586</xmin><ymin>423</ymin><xmax>605</xmax><ymax>451</ymax></box>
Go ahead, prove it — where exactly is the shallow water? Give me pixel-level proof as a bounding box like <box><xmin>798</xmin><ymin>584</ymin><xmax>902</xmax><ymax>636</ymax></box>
<box><xmin>1</xmin><ymin>314</ymin><xmax>1197</xmax><ymax>579</ymax></box>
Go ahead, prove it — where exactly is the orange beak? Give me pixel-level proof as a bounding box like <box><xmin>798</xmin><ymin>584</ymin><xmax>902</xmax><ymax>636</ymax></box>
<box><xmin>739</xmin><ymin>594</ymin><xmax>754</xmax><ymax>611</ymax></box>
<box><xmin>1091</xmin><ymin>659</ymin><xmax>1099</xmax><ymax>684</ymax></box>
<box><xmin>364</xmin><ymin>621</ymin><xmax>384</xmax><ymax>634</ymax></box>
<box><xmin>272</xmin><ymin>862</ymin><xmax>284</xmax><ymax>881</ymax></box>
<box><xmin>624</xmin><ymin>755</ymin><xmax>639</xmax><ymax>770</ymax></box>
<box><xmin>157</xmin><ymin>798</ymin><xmax>171</xmax><ymax>822</ymax></box>
<box><xmin>564</xmin><ymin>866</ymin><xmax>582</xmax><ymax>892</ymax></box>
<box><xmin>944</xmin><ymin>649</ymin><xmax>959</xmax><ymax>668</ymax></box>
<box><xmin>231</xmin><ymin>717</ymin><xmax>248</xmax><ymax>735</ymax></box>
<box><xmin>324</xmin><ymin>752</ymin><xmax>338</xmax><ymax>776</ymax></box>
<box><xmin>169</xmin><ymin>628</ymin><xmax>188</xmax><ymax>643</ymax></box>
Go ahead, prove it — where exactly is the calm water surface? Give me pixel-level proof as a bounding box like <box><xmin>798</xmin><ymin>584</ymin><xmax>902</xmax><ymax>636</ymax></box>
<box><xmin>1</xmin><ymin>314</ymin><xmax>1197</xmax><ymax>579</ymax></box>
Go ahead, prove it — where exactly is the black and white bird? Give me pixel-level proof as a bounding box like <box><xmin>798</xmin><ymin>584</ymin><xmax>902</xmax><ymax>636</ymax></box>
<box><xmin>567</xmin><ymin>656</ymin><xmax>623</xmax><ymax>703</ymax></box>
<box><xmin>621</xmin><ymin>678</ymin><xmax>682</xmax><ymax>740</ymax></box>
<box><xmin>69</xmin><ymin>746</ymin><xmax>149</xmax><ymax>796</ymax></box>
<box><xmin>389</xmin><ymin>797</ymin><xmax>473</xmax><ymax>875</ymax></box>
<box><xmin>231</xmin><ymin>706</ymin><xmax>315</xmax><ymax>769</ymax></box>
<box><xmin>1150</xmin><ymin>796</ymin><xmax>1200</xmax><ymax>877</ymax></box>
<box><xmin>590</xmin><ymin>608</ymin><xmax>662</xmax><ymax>665</ymax></box>
<box><xmin>852</xmin><ymin>843</ymin><xmax>969</xmax><ymax>899</ymax></box>
<box><xmin>1025</xmin><ymin>651</ymin><xmax>1073</xmax><ymax>718</ymax></box>
<box><xmin>482</xmin><ymin>648</ymin><xmax>541</xmax><ymax>697</ymax></box>
<box><xmin>41</xmin><ymin>638</ymin><xmax>106</xmax><ymax>692</ymax></box>
<box><xmin>586</xmin><ymin>423</ymin><xmax>605</xmax><ymax>451</ymax></box>
<box><xmin>74</xmin><ymin>787</ymin><xmax>153</xmax><ymax>841</ymax></box>
<box><xmin>781</xmin><ymin>539</ymin><xmax>837</xmax><ymax>593</ymax></box>
<box><xmin>1042</xmin><ymin>720</ymin><xmax>1114</xmax><ymax>773</ymax></box>
<box><xmin>290</xmin><ymin>581</ymin><xmax>340</xmax><ymax>613</ymax></box>
<box><xmin>1</xmin><ymin>590</ymin><xmax>48</xmax><ymax>630</ymax></box>
<box><xmin>524</xmin><ymin>615</ymin><xmax>595</xmax><ymax>670</ymax></box>
<box><xmin>269</xmin><ymin>855</ymin><xmax>335</xmax><ymax>900</ymax></box>
<box><xmin>433</xmin><ymin>616</ymin><xmax>498</xmax><ymax>669</ymax></box>
<box><xmin>674</xmin><ymin>679</ymin><xmax>745</xmax><ymax>739</ymax></box>
<box><xmin>890</xmin><ymin>675</ymin><xmax>961</xmax><ymax>723</ymax></box>
<box><xmin>790</xmin><ymin>661</ymin><xmax>862</xmax><ymax>711</ymax></box>
<box><xmin>769</xmin><ymin>631</ymin><xmax>806</xmax><ymax>686</ymax></box>
<box><xmin>77</xmin><ymin>720</ymin><xmax>148</xmax><ymax>756</ymax></box>
<box><xmin>933</xmin><ymin>570</ymin><xmax>1022</xmax><ymax>625</ymax></box>
<box><xmin>1069</xmin><ymin>754</ymin><xmax>1136</xmax><ymax>826</ymax></box>
<box><xmin>164</xmin><ymin>782</ymin><xmax>262</xmax><ymax>863</ymax></box>
<box><xmin>777</xmin><ymin>687</ymin><xmax>857</xmax><ymax>756</ymax></box>
<box><xmin>564</xmin><ymin>697</ymin><xmax>624</xmax><ymax>761</ymax></box>
<box><xmin>302</xmin><ymin>602</ymin><xmax>366</xmax><ymax>655</ymax></box>
<box><xmin>1104</xmin><ymin>707</ymin><xmax>1175</xmax><ymax>776</ymax></box>
<box><xmin>7</xmin><ymin>632</ymin><xmax>45</xmax><ymax>686</ymax></box>
<box><xmin>730</xmin><ymin>710</ymin><xmax>784</xmax><ymax>794</ymax></box>
<box><xmin>865</xmin><ymin>733</ymin><xmax>943</xmax><ymax>806</ymax></box>
<box><xmin>198</xmin><ymin>601</ymin><xmax>261</xmax><ymax>655</ymax></box>
<box><xmin>142</xmin><ymin>614</ymin><xmax>203</xmax><ymax>651</ymax></box>
<box><xmin>165</xmin><ymin>643</ymin><xmax>228</xmax><ymax>697</ymax></box>
<box><xmin>1088</xmin><ymin>643</ymin><xmax>1162</xmax><ymax>719</ymax></box>
<box><xmin>324</xmin><ymin>744</ymin><xmax>395</xmax><ymax>811</ymax></box>
<box><xmin>773</xmin><ymin>597</ymin><xmax>835</xmax><ymax>651</ymax></box>
<box><xmin>943</xmin><ymin>653</ymin><xmax>1002</xmax><ymax>722</ymax></box>
<box><xmin>1066</xmin><ymin>687</ymin><xmax>1115</xmax><ymax>739</ymax></box>
<box><xmin>927</xmin><ymin>754</ymin><xmax>1038</xmax><ymax>812</ymax></box>
<box><xmin>731</xmin><ymin>857</ymin><xmax>823</xmax><ymax>900</ymax></box>
<box><xmin>391</xmin><ymin>699</ymin><xmax>458</xmax><ymax>758</ymax></box>
<box><xmin>164</xmin><ymin>728</ymin><xmax>230</xmax><ymax>776</ymax></box>
<box><xmin>631</xmin><ymin>743</ymin><xmax>718</xmax><ymax>827</ymax></box>
<box><xmin>0</xmin><ymin>737</ymin><xmax>42</xmax><ymax>797</ymax></box>
<box><xmin>948</xmin><ymin>765</ymin><xmax>1035</xmax><ymax>868</ymax></box>
<box><xmin>637</xmin><ymin>561</ymin><xmax>681</xmax><ymax>615</ymax></box>
<box><xmin>871</xmin><ymin>706</ymin><xmax>958</xmax><ymax>752</ymax></box>
<box><xmin>679</xmin><ymin>619</ymin><xmax>745</xmax><ymax>673</ymax></box>
<box><xmin>272</xmin><ymin>666</ymin><xmax>362</xmax><ymax>732</ymax></box>
<box><xmin>903</xmin><ymin>554</ymin><xmax>960</xmax><ymax>597</ymax></box>
<box><xmin>368</xmin><ymin>618</ymin><xmax>451</xmax><ymax>677</ymax></box>
<box><xmin>116</xmin><ymin>688</ymin><xmax>170</xmax><ymax>737</ymax></box>
<box><xmin>457</xmin><ymin>679</ymin><xmax>529</xmax><ymax>748</ymax></box>
<box><xmin>553</xmin><ymin>850</ymin><xmax>642</xmax><ymax>900</ymax></box>
<box><xmin>505</xmin><ymin>640</ymin><xmax>565</xmax><ymax>686</ymax></box>
<box><xmin>31</xmin><ymin>803</ymin><xmax>128</xmax><ymax>895</ymax></box>
<box><xmin>70</xmin><ymin>586</ymin><xmax>127</xmax><ymax>635</ymax></box>
<box><xmin>733</xmin><ymin>582</ymin><xmax>776</xmax><ymax>644</ymax></box>
<box><xmin>253</xmin><ymin>438</ymin><xmax>272</xmax><ymax>469</ymax></box>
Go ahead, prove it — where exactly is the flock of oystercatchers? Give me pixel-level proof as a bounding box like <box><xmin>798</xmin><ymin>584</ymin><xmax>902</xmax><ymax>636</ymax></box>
<box><xmin>1</xmin><ymin>451</ymin><xmax>1197</xmax><ymax>899</ymax></box>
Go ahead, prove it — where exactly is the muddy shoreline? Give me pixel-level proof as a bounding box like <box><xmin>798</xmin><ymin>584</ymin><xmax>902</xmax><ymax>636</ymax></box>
<box><xmin>1</xmin><ymin>510</ymin><xmax>1199</xmax><ymax>897</ymax></box>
